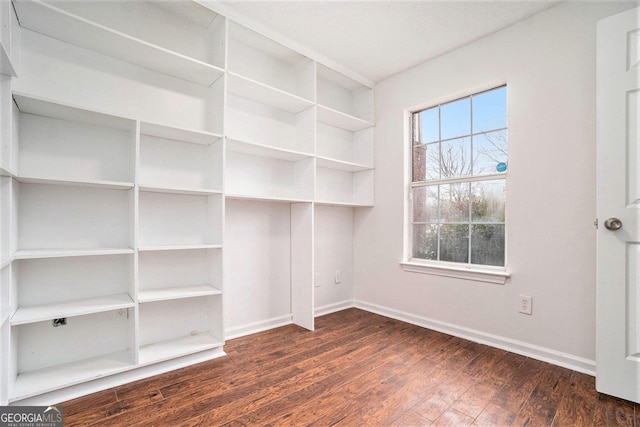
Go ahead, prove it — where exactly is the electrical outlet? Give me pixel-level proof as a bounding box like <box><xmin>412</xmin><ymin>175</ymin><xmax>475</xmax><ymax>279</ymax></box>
<box><xmin>315</xmin><ymin>274</ymin><xmax>321</xmax><ymax>287</ymax></box>
<box><xmin>518</xmin><ymin>295</ymin><xmax>532</xmax><ymax>315</ymax></box>
<box><xmin>335</xmin><ymin>270</ymin><xmax>342</xmax><ymax>284</ymax></box>
<box><xmin>115</xmin><ymin>308</ymin><xmax>128</xmax><ymax>320</ymax></box>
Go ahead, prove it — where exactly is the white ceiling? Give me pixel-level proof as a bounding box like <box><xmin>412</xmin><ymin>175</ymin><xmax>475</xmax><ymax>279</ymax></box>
<box><xmin>216</xmin><ymin>0</ymin><xmax>560</xmax><ymax>85</ymax></box>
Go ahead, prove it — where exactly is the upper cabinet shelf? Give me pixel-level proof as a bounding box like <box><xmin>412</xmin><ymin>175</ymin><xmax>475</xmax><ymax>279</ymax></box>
<box><xmin>0</xmin><ymin>0</ymin><xmax>18</xmax><ymax>77</ymax></box>
<box><xmin>13</xmin><ymin>93</ymin><xmax>137</xmax><ymax>185</ymax></box>
<box><xmin>12</xmin><ymin>0</ymin><xmax>226</xmax><ymax>86</ymax></box>
<box><xmin>139</xmin><ymin>121</ymin><xmax>223</xmax><ymax>194</ymax></box>
<box><xmin>227</xmin><ymin>21</ymin><xmax>315</xmax><ymax>105</ymax></box>
<box><xmin>226</xmin><ymin>138</ymin><xmax>313</xmax><ymax>163</ymax></box>
<box><xmin>317</xmin><ymin>105</ymin><xmax>373</xmax><ymax>133</ymax></box>
<box><xmin>227</xmin><ymin>72</ymin><xmax>313</xmax><ymax>114</ymax></box>
<box><xmin>316</xmin><ymin>64</ymin><xmax>374</xmax><ymax>129</ymax></box>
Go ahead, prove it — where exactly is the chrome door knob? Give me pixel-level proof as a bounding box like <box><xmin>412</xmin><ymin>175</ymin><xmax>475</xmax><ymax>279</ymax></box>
<box><xmin>604</xmin><ymin>218</ymin><xmax>623</xmax><ymax>230</ymax></box>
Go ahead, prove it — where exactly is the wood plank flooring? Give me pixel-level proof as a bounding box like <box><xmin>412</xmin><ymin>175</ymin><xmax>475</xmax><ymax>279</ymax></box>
<box><xmin>59</xmin><ymin>308</ymin><xmax>638</xmax><ymax>426</ymax></box>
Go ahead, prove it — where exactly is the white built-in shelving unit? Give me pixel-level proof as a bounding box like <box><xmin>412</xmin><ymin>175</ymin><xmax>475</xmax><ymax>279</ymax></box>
<box><xmin>2</xmin><ymin>92</ymin><xmax>225</xmax><ymax>403</ymax></box>
<box><xmin>316</xmin><ymin>64</ymin><xmax>374</xmax><ymax>206</ymax></box>
<box><xmin>0</xmin><ymin>0</ymin><xmax>374</xmax><ymax>405</ymax></box>
<box><xmin>225</xmin><ymin>22</ymin><xmax>317</xmax><ymax>203</ymax></box>
<box><xmin>11</xmin><ymin>0</ymin><xmax>226</xmax><ymax>86</ymax></box>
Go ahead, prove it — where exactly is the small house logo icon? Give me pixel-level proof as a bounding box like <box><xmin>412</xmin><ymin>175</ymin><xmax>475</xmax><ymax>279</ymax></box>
<box><xmin>43</xmin><ymin>406</ymin><xmax>61</xmax><ymax>416</ymax></box>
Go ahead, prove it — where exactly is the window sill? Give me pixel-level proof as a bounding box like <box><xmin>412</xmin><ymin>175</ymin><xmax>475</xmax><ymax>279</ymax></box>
<box><xmin>399</xmin><ymin>261</ymin><xmax>510</xmax><ymax>285</ymax></box>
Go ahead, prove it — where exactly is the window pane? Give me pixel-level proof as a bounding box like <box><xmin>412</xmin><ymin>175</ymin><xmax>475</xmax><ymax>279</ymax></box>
<box><xmin>440</xmin><ymin>137</ymin><xmax>471</xmax><ymax>178</ymax></box>
<box><xmin>473</xmin><ymin>130</ymin><xmax>507</xmax><ymax>175</ymax></box>
<box><xmin>412</xmin><ymin>145</ymin><xmax>426</xmax><ymax>182</ymax></box>
<box><xmin>441</xmin><ymin>98</ymin><xmax>470</xmax><ymax>140</ymax></box>
<box><xmin>471</xmin><ymin>180</ymin><xmax>505</xmax><ymax>222</ymax></box>
<box><xmin>440</xmin><ymin>183</ymin><xmax>469</xmax><ymax>223</ymax></box>
<box><xmin>413</xmin><ymin>223</ymin><xmax>438</xmax><ymax>260</ymax></box>
<box><xmin>440</xmin><ymin>224</ymin><xmax>469</xmax><ymax>263</ymax></box>
<box><xmin>416</xmin><ymin>107</ymin><xmax>439</xmax><ymax>144</ymax></box>
<box><xmin>472</xmin><ymin>86</ymin><xmax>507</xmax><ymax>133</ymax></box>
<box><xmin>471</xmin><ymin>224</ymin><xmax>505</xmax><ymax>266</ymax></box>
<box><xmin>412</xmin><ymin>186</ymin><xmax>438</xmax><ymax>222</ymax></box>
<box><xmin>413</xmin><ymin>143</ymin><xmax>440</xmax><ymax>182</ymax></box>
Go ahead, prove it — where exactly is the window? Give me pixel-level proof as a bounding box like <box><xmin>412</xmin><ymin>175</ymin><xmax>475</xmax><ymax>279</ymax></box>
<box><xmin>410</xmin><ymin>86</ymin><xmax>507</xmax><ymax>268</ymax></box>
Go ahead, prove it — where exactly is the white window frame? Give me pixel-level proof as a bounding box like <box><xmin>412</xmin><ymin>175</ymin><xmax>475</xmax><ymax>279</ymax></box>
<box><xmin>401</xmin><ymin>85</ymin><xmax>510</xmax><ymax>284</ymax></box>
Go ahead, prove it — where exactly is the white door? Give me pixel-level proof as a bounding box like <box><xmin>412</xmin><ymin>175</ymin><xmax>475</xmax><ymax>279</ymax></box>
<box><xmin>596</xmin><ymin>7</ymin><xmax>640</xmax><ymax>403</ymax></box>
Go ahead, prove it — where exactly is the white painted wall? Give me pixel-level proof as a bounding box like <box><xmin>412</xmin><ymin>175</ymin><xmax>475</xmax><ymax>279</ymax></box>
<box><xmin>314</xmin><ymin>205</ymin><xmax>354</xmax><ymax>314</ymax></box>
<box><xmin>354</xmin><ymin>1</ymin><xmax>638</xmax><ymax>371</ymax></box>
<box><xmin>224</xmin><ymin>200</ymin><xmax>292</xmax><ymax>336</ymax></box>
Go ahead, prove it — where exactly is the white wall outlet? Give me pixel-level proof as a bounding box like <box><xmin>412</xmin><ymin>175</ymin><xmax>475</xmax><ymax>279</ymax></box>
<box><xmin>314</xmin><ymin>274</ymin><xmax>321</xmax><ymax>287</ymax></box>
<box><xmin>115</xmin><ymin>308</ymin><xmax>128</xmax><ymax>320</ymax></box>
<box><xmin>518</xmin><ymin>295</ymin><xmax>532</xmax><ymax>315</ymax></box>
<box><xmin>335</xmin><ymin>270</ymin><xmax>342</xmax><ymax>284</ymax></box>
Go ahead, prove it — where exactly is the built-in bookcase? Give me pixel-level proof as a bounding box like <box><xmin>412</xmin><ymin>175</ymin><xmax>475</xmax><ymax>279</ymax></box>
<box><xmin>315</xmin><ymin>65</ymin><xmax>374</xmax><ymax>206</ymax></box>
<box><xmin>0</xmin><ymin>0</ymin><xmax>375</xmax><ymax>405</ymax></box>
<box><xmin>227</xmin><ymin>22</ymin><xmax>315</xmax><ymax>106</ymax></box>
<box><xmin>226</xmin><ymin>22</ymin><xmax>316</xmax><ymax>203</ymax></box>
<box><xmin>3</xmin><ymin>93</ymin><xmax>225</xmax><ymax>403</ymax></box>
<box><xmin>12</xmin><ymin>0</ymin><xmax>225</xmax><ymax>86</ymax></box>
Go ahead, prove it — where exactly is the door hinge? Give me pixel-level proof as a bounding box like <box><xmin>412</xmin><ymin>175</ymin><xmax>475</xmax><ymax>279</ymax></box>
<box><xmin>594</xmin><ymin>218</ymin><xmax>599</xmax><ymax>229</ymax></box>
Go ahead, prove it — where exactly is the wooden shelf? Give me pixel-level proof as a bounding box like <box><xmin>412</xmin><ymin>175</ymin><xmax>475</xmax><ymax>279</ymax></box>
<box><xmin>226</xmin><ymin>138</ymin><xmax>313</xmax><ymax>162</ymax></box>
<box><xmin>17</xmin><ymin>176</ymin><xmax>134</xmax><ymax>190</ymax></box>
<box><xmin>140</xmin><ymin>122</ymin><xmax>222</xmax><ymax>146</ymax></box>
<box><xmin>13</xmin><ymin>93</ymin><xmax>134</xmax><ymax>131</ymax></box>
<box><xmin>317</xmin><ymin>105</ymin><xmax>373</xmax><ymax>132</ymax></box>
<box><xmin>139</xmin><ymin>185</ymin><xmax>222</xmax><ymax>196</ymax></box>
<box><xmin>138</xmin><ymin>244</ymin><xmax>222</xmax><ymax>252</ymax></box>
<box><xmin>139</xmin><ymin>285</ymin><xmax>222</xmax><ymax>303</ymax></box>
<box><xmin>138</xmin><ymin>333</ymin><xmax>222</xmax><ymax>366</ymax></box>
<box><xmin>315</xmin><ymin>200</ymin><xmax>374</xmax><ymax>208</ymax></box>
<box><xmin>227</xmin><ymin>72</ymin><xmax>314</xmax><ymax>114</ymax></box>
<box><xmin>225</xmin><ymin>193</ymin><xmax>313</xmax><ymax>204</ymax></box>
<box><xmin>10</xmin><ymin>350</ymin><xmax>133</xmax><ymax>402</ymax></box>
<box><xmin>11</xmin><ymin>293</ymin><xmax>134</xmax><ymax>325</ymax></box>
<box><xmin>12</xmin><ymin>0</ymin><xmax>225</xmax><ymax>86</ymax></box>
<box><xmin>316</xmin><ymin>156</ymin><xmax>372</xmax><ymax>172</ymax></box>
<box><xmin>13</xmin><ymin>247</ymin><xmax>134</xmax><ymax>260</ymax></box>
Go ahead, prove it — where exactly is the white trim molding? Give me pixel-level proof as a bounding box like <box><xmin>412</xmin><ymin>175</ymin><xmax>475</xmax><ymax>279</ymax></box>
<box><xmin>354</xmin><ymin>300</ymin><xmax>596</xmax><ymax>376</ymax></box>
<box><xmin>400</xmin><ymin>261</ymin><xmax>510</xmax><ymax>285</ymax></box>
<box><xmin>224</xmin><ymin>314</ymin><xmax>293</xmax><ymax>340</ymax></box>
<box><xmin>314</xmin><ymin>300</ymin><xmax>355</xmax><ymax>318</ymax></box>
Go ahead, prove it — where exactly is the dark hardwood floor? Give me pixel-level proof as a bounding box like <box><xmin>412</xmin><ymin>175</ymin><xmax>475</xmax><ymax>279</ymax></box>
<box><xmin>59</xmin><ymin>308</ymin><xmax>638</xmax><ymax>426</ymax></box>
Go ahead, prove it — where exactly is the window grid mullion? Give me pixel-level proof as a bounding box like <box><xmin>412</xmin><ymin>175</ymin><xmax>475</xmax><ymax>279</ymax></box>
<box><xmin>468</xmin><ymin>97</ymin><xmax>474</xmax><ymax>265</ymax></box>
<box><xmin>437</xmin><ymin>106</ymin><xmax>442</xmax><ymax>260</ymax></box>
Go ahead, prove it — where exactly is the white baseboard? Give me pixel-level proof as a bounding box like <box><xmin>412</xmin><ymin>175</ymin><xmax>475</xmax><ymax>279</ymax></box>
<box><xmin>354</xmin><ymin>300</ymin><xmax>596</xmax><ymax>376</ymax></box>
<box><xmin>224</xmin><ymin>314</ymin><xmax>293</xmax><ymax>340</ymax></box>
<box><xmin>314</xmin><ymin>300</ymin><xmax>355</xmax><ymax>317</ymax></box>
